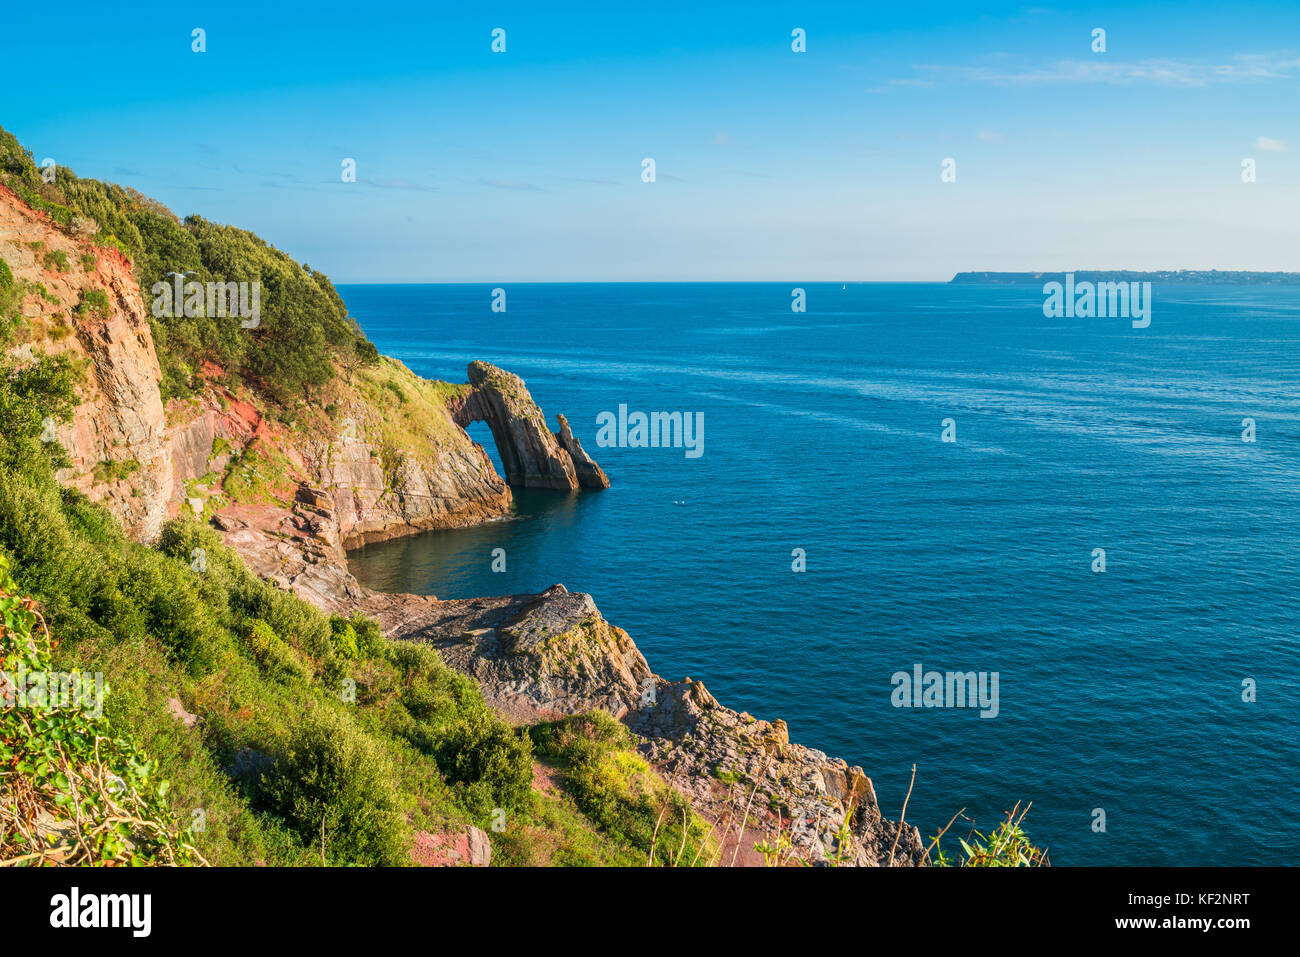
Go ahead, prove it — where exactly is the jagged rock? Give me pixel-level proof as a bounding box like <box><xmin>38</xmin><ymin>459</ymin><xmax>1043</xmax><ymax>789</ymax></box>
<box><xmin>296</xmin><ymin>484</ymin><xmax>331</xmax><ymax>510</ymax></box>
<box><xmin>314</xmin><ymin>416</ymin><xmax>512</xmax><ymax>549</ymax></box>
<box><xmin>555</xmin><ymin>413</ymin><xmax>610</xmax><ymax>489</ymax></box>
<box><xmin>365</xmin><ymin>584</ymin><xmax>652</xmax><ymax>723</ymax></box>
<box><xmin>630</xmin><ymin>676</ymin><xmax>925</xmax><ymax>866</ymax></box>
<box><xmin>165</xmin><ymin>697</ymin><xmax>200</xmax><ymax>729</ymax></box>
<box><xmin>452</xmin><ymin>361</ymin><xmax>607</xmax><ymax>491</ymax></box>
<box><xmin>364</xmin><ymin>584</ymin><xmax>925</xmax><ymax>866</ymax></box>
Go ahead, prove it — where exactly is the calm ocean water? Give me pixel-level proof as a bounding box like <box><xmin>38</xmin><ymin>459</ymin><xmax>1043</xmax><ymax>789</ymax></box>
<box><xmin>340</xmin><ymin>282</ymin><xmax>1299</xmax><ymax>866</ymax></box>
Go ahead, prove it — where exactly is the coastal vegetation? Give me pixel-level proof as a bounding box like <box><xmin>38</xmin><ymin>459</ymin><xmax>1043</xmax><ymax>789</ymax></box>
<box><xmin>0</xmin><ymin>120</ymin><xmax>1043</xmax><ymax>867</ymax></box>
<box><xmin>0</xmin><ymin>125</ymin><xmax>726</xmax><ymax>865</ymax></box>
<box><xmin>1</xmin><ymin>126</ymin><xmax>359</xmax><ymax>406</ymax></box>
<box><xmin>0</xmin><ymin>293</ymin><xmax>692</xmax><ymax>863</ymax></box>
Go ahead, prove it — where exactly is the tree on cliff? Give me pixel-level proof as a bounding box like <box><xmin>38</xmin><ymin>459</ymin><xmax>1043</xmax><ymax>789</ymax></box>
<box><xmin>0</xmin><ymin>125</ymin><xmax>368</xmax><ymax>409</ymax></box>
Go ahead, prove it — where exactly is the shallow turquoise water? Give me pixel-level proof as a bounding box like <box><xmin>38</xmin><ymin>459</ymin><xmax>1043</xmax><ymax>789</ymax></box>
<box><xmin>341</xmin><ymin>281</ymin><xmax>1299</xmax><ymax>865</ymax></box>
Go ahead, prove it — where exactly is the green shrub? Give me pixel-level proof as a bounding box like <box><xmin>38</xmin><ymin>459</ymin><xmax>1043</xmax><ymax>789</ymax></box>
<box><xmin>91</xmin><ymin>458</ymin><xmax>140</xmax><ymax>483</ymax></box>
<box><xmin>257</xmin><ymin>705</ymin><xmax>410</xmax><ymax>866</ymax></box>
<box><xmin>245</xmin><ymin>619</ymin><xmax>311</xmax><ymax>682</ymax></box>
<box><xmin>329</xmin><ymin>612</ymin><xmax>380</xmax><ymax>661</ymax></box>
<box><xmin>929</xmin><ymin>803</ymin><xmax>1048</xmax><ymax>867</ymax></box>
<box><xmin>0</xmin><ymin>258</ymin><xmax>17</xmax><ymax>339</ymax></box>
<box><xmin>531</xmin><ymin>711</ymin><xmax>713</xmax><ymax>865</ymax></box>
<box><xmin>74</xmin><ymin>288</ymin><xmax>110</xmax><ymax>319</ymax></box>
<box><xmin>0</xmin><ymin>554</ymin><xmax>204</xmax><ymax>865</ymax></box>
<box><xmin>436</xmin><ymin>709</ymin><xmax>534</xmax><ymax>816</ymax></box>
<box><xmin>41</xmin><ymin>249</ymin><xmax>69</xmax><ymax>273</ymax></box>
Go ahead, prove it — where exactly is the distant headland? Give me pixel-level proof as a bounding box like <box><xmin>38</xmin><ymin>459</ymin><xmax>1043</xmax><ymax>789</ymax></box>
<box><xmin>951</xmin><ymin>270</ymin><xmax>1300</xmax><ymax>285</ymax></box>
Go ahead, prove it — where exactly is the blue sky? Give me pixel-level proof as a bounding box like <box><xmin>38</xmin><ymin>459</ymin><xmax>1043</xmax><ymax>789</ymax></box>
<box><xmin>4</xmin><ymin>1</ymin><xmax>1299</xmax><ymax>280</ymax></box>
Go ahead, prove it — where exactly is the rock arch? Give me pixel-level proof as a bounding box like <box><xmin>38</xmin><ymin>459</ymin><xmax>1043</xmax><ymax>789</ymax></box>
<box><xmin>449</xmin><ymin>361</ymin><xmax>609</xmax><ymax>492</ymax></box>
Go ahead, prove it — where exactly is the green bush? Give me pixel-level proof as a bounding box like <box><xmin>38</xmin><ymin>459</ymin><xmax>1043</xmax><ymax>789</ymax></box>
<box><xmin>245</xmin><ymin>619</ymin><xmax>311</xmax><ymax>682</ymax></box>
<box><xmin>74</xmin><ymin>289</ymin><xmax>110</xmax><ymax>319</ymax></box>
<box><xmin>1</xmin><ymin>124</ymin><xmax>367</xmax><ymax>407</ymax></box>
<box><xmin>258</xmin><ymin>705</ymin><xmax>410</xmax><ymax>866</ymax></box>
<box><xmin>929</xmin><ymin>803</ymin><xmax>1048</xmax><ymax>867</ymax></box>
<box><xmin>435</xmin><ymin>708</ymin><xmax>534</xmax><ymax>816</ymax></box>
<box><xmin>330</xmin><ymin>612</ymin><xmax>381</xmax><ymax>661</ymax></box>
<box><xmin>531</xmin><ymin>711</ymin><xmax>713</xmax><ymax>865</ymax></box>
<box><xmin>0</xmin><ymin>258</ymin><xmax>18</xmax><ymax>341</ymax></box>
<box><xmin>0</xmin><ymin>554</ymin><xmax>204</xmax><ymax>865</ymax></box>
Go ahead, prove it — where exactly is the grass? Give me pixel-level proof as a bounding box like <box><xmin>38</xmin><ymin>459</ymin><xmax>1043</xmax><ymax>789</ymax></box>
<box><xmin>41</xmin><ymin>249</ymin><xmax>69</xmax><ymax>273</ymax></box>
<box><xmin>73</xmin><ymin>288</ymin><xmax>110</xmax><ymax>319</ymax></box>
<box><xmin>529</xmin><ymin>711</ymin><xmax>716</xmax><ymax>866</ymax></box>
<box><xmin>91</xmin><ymin>458</ymin><xmax>140</xmax><ymax>484</ymax></box>
<box><xmin>221</xmin><ymin>442</ymin><xmax>294</xmax><ymax>507</ymax></box>
<box><xmin>349</xmin><ymin>357</ymin><xmax>472</xmax><ymax>452</ymax></box>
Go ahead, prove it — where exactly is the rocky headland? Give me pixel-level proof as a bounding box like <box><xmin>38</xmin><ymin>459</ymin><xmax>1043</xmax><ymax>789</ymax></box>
<box><xmin>2</xmin><ymin>179</ymin><xmax>923</xmax><ymax>866</ymax></box>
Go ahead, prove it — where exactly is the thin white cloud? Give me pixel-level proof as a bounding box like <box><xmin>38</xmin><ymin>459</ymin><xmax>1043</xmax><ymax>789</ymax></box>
<box><xmin>479</xmin><ymin>178</ymin><xmax>543</xmax><ymax>191</ymax></box>
<box><xmin>886</xmin><ymin>52</ymin><xmax>1300</xmax><ymax>89</ymax></box>
<box><xmin>1255</xmin><ymin>136</ymin><xmax>1287</xmax><ymax>152</ymax></box>
<box><xmin>977</xmin><ymin>130</ymin><xmax>1004</xmax><ymax>143</ymax></box>
<box><xmin>367</xmin><ymin>178</ymin><xmax>437</xmax><ymax>193</ymax></box>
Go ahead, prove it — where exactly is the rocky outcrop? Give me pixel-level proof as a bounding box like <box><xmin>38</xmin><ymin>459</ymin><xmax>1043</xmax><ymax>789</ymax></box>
<box><xmin>363</xmin><ymin>584</ymin><xmax>651</xmax><ymax>723</ymax></box>
<box><xmin>0</xmin><ymin>184</ymin><xmax>172</xmax><ymax>541</ymax></box>
<box><xmin>363</xmin><ymin>584</ymin><xmax>925</xmax><ymax>866</ymax></box>
<box><xmin>452</xmin><ymin>361</ymin><xmax>608</xmax><ymax>491</ymax></box>
<box><xmin>410</xmin><ymin>827</ymin><xmax>492</xmax><ymax>867</ymax></box>
<box><xmin>555</xmin><ymin>413</ymin><xmax>609</xmax><ymax>489</ymax></box>
<box><xmin>631</xmin><ymin>678</ymin><xmax>926</xmax><ymax>866</ymax></box>
<box><xmin>316</xmin><ymin>424</ymin><xmax>511</xmax><ymax>549</ymax></box>
<box><xmin>211</xmin><ymin>486</ymin><xmax>365</xmax><ymax>616</ymax></box>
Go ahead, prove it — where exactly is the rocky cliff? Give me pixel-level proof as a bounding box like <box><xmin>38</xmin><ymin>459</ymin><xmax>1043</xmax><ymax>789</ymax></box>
<box><xmin>0</xmin><ymin>184</ymin><xmax>173</xmax><ymax>542</ymax></box>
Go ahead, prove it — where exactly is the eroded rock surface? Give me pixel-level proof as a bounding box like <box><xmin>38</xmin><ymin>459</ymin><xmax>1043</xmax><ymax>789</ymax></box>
<box><xmin>410</xmin><ymin>827</ymin><xmax>492</xmax><ymax>867</ymax></box>
<box><xmin>555</xmin><ymin>413</ymin><xmax>609</xmax><ymax>489</ymax></box>
<box><xmin>1</xmin><ymin>185</ymin><xmax>172</xmax><ymax>541</ymax></box>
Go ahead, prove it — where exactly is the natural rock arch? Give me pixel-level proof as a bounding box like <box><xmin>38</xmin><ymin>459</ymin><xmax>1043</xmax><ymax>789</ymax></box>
<box><xmin>448</xmin><ymin>361</ymin><xmax>609</xmax><ymax>492</ymax></box>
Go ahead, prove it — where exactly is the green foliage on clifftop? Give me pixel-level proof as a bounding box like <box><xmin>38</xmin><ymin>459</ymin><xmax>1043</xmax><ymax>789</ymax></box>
<box><xmin>0</xmin><ymin>125</ymin><xmax>362</xmax><ymax>407</ymax></box>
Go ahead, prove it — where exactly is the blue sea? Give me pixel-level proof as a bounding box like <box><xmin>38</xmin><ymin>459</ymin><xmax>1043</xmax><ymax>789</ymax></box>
<box><xmin>339</xmin><ymin>282</ymin><xmax>1299</xmax><ymax>866</ymax></box>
